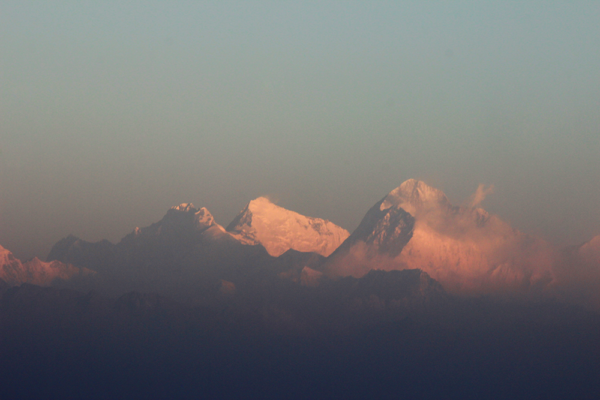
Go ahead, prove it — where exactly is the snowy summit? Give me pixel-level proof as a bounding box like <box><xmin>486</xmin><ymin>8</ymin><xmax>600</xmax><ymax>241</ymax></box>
<box><xmin>226</xmin><ymin>197</ymin><xmax>349</xmax><ymax>257</ymax></box>
<box><xmin>379</xmin><ymin>179</ymin><xmax>450</xmax><ymax>215</ymax></box>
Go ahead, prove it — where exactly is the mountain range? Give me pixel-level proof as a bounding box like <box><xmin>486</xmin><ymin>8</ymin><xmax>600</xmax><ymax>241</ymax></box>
<box><xmin>2</xmin><ymin>179</ymin><xmax>599</xmax><ymax>304</ymax></box>
<box><xmin>2</xmin><ymin>179</ymin><xmax>600</xmax><ymax>399</ymax></box>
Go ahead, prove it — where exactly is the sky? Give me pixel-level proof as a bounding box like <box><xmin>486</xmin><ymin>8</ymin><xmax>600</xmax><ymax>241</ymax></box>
<box><xmin>1</xmin><ymin>1</ymin><xmax>599</xmax><ymax>260</ymax></box>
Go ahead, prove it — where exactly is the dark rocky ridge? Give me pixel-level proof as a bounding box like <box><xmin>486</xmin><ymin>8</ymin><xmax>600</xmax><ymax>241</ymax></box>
<box><xmin>328</xmin><ymin>196</ymin><xmax>415</xmax><ymax>260</ymax></box>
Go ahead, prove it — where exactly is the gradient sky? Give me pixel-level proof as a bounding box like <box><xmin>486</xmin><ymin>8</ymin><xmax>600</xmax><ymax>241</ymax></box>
<box><xmin>1</xmin><ymin>1</ymin><xmax>599</xmax><ymax>259</ymax></box>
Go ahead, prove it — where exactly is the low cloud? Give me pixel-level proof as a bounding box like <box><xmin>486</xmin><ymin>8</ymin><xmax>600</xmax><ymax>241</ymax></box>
<box><xmin>468</xmin><ymin>184</ymin><xmax>494</xmax><ymax>208</ymax></box>
<box><xmin>325</xmin><ymin>241</ymin><xmax>400</xmax><ymax>279</ymax></box>
<box><xmin>262</xmin><ymin>194</ymin><xmax>280</xmax><ymax>204</ymax></box>
<box><xmin>324</xmin><ymin>182</ymin><xmax>600</xmax><ymax>307</ymax></box>
<box><xmin>325</xmin><ymin>191</ymin><xmax>557</xmax><ymax>298</ymax></box>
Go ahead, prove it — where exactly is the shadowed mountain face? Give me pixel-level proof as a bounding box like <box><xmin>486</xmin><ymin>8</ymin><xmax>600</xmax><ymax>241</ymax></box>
<box><xmin>2</xmin><ymin>273</ymin><xmax>600</xmax><ymax>400</ymax></box>
<box><xmin>46</xmin><ymin>235</ymin><xmax>118</xmax><ymax>275</ymax></box>
<box><xmin>325</xmin><ymin>195</ymin><xmax>415</xmax><ymax>277</ymax></box>
<box><xmin>48</xmin><ymin>204</ymin><xmax>231</xmax><ymax>274</ymax></box>
<box><xmin>47</xmin><ymin>204</ymin><xmax>265</xmax><ymax>298</ymax></box>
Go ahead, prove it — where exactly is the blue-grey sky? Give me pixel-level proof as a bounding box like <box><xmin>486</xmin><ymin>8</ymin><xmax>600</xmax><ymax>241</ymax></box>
<box><xmin>1</xmin><ymin>1</ymin><xmax>599</xmax><ymax>259</ymax></box>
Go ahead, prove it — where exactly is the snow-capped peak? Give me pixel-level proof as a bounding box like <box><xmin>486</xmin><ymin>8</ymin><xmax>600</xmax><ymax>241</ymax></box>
<box><xmin>380</xmin><ymin>179</ymin><xmax>450</xmax><ymax>215</ymax></box>
<box><xmin>226</xmin><ymin>197</ymin><xmax>349</xmax><ymax>257</ymax></box>
<box><xmin>0</xmin><ymin>244</ymin><xmax>15</xmax><ymax>265</ymax></box>
<box><xmin>171</xmin><ymin>203</ymin><xmax>196</xmax><ymax>212</ymax></box>
<box><xmin>120</xmin><ymin>203</ymin><xmax>224</xmax><ymax>245</ymax></box>
<box><xmin>165</xmin><ymin>203</ymin><xmax>216</xmax><ymax>229</ymax></box>
<box><xmin>0</xmin><ymin>243</ymin><xmax>92</xmax><ymax>286</ymax></box>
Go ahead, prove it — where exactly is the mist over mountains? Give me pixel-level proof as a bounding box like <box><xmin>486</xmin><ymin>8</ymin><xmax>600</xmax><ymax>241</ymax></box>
<box><xmin>4</xmin><ymin>178</ymin><xmax>600</xmax><ymax>313</ymax></box>
<box><xmin>326</xmin><ymin>179</ymin><xmax>557</xmax><ymax>296</ymax></box>
<box><xmin>6</xmin><ymin>178</ymin><xmax>594</xmax><ymax>306</ymax></box>
<box><xmin>2</xmin><ymin>179</ymin><xmax>600</xmax><ymax>398</ymax></box>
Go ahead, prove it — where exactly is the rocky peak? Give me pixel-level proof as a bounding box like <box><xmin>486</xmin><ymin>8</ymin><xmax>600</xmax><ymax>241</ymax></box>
<box><xmin>161</xmin><ymin>204</ymin><xmax>217</xmax><ymax>231</ymax></box>
<box><xmin>170</xmin><ymin>203</ymin><xmax>196</xmax><ymax>212</ymax></box>
<box><xmin>327</xmin><ymin>196</ymin><xmax>415</xmax><ymax>262</ymax></box>
<box><xmin>380</xmin><ymin>179</ymin><xmax>450</xmax><ymax>215</ymax></box>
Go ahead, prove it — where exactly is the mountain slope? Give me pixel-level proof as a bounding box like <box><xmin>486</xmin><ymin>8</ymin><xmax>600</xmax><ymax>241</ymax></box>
<box><xmin>48</xmin><ymin>203</ymin><xmax>275</xmax><ymax>299</ymax></box>
<box><xmin>553</xmin><ymin>235</ymin><xmax>600</xmax><ymax>306</ymax></box>
<box><xmin>325</xmin><ymin>193</ymin><xmax>415</xmax><ymax>278</ymax></box>
<box><xmin>577</xmin><ymin>235</ymin><xmax>600</xmax><ymax>266</ymax></box>
<box><xmin>226</xmin><ymin>197</ymin><xmax>349</xmax><ymax>257</ymax></box>
<box><xmin>46</xmin><ymin>235</ymin><xmax>118</xmax><ymax>275</ymax></box>
<box><xmin>326</xmin><ymin>179</ymin><xmax>555</xmax><ymax>294</ymax></box>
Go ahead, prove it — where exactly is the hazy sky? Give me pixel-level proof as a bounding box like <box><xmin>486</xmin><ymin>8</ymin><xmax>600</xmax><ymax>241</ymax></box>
<box><xmin>1</xmin><ymin>1</ymin><xmax>599</xmax><ymax>259</ymax></box>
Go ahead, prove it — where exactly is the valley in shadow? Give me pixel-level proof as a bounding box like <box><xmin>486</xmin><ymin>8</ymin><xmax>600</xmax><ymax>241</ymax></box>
<box><xmin>2</xmin><ymin>269</ymin><xmax>599</xmax><ymax>400</ymax></box>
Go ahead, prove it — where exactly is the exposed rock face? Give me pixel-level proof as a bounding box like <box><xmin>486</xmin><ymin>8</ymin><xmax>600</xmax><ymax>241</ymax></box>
<box><xmin>0</xmin><ymin>244</ymin><xmax>93</xmax><ymax>287</ymax></box>
<box><xmin>324</xmin><ymin>184</ymin><xmax>417</xmax><ymax>278</ymax></box>
<box><xmin>46</xmin><ymin>235</ymin><xmax>118</xmax><ymax>275</ymax></box>
<box><xmin>226</xmin><ymin>197</ymin><xmax>349</xmax><ymax>257</ymax></box>
<box><xmin>329</xmin><ymin>197</ymin><xmax>415</xmax><ymax>261</ymax></box>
